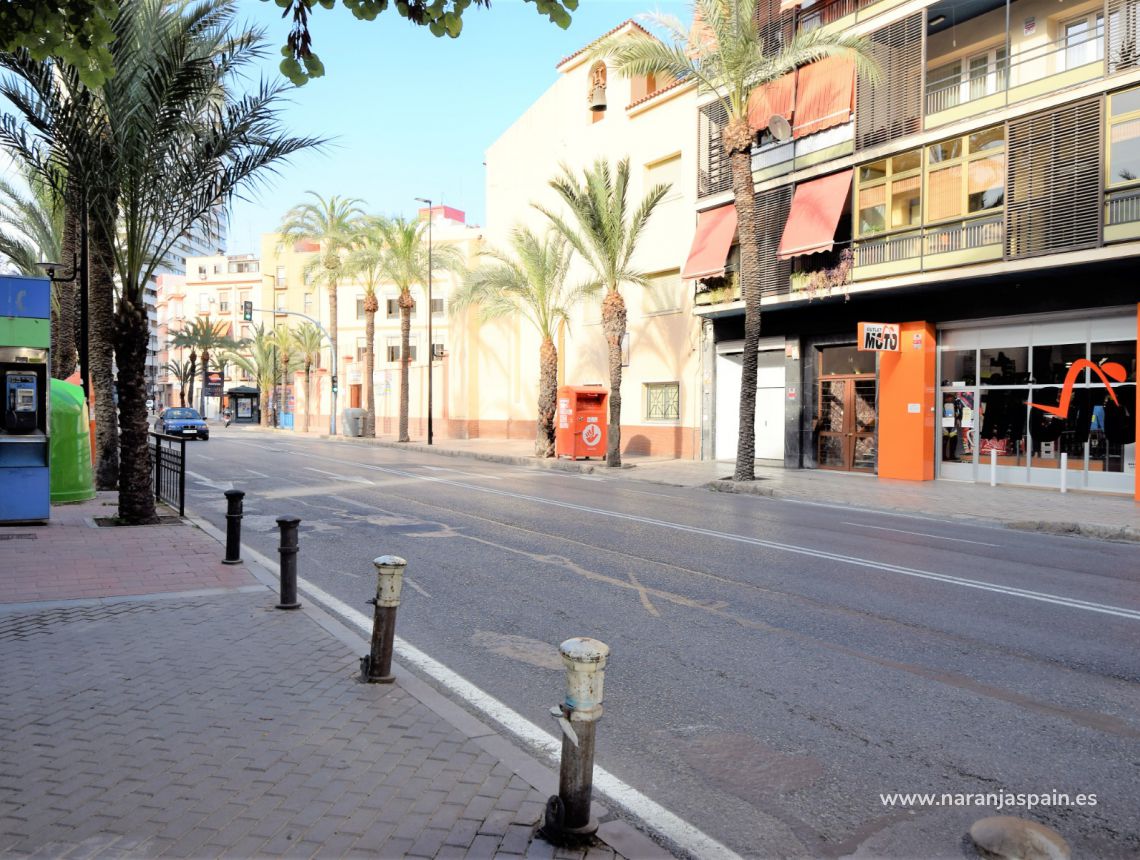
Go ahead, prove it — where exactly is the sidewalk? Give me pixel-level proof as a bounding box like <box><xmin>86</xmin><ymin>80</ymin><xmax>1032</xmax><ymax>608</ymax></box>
<box><xmin>252</xmin><ymin>425</ymin><xmax>1139</xmax><ymax>542</ymax></box>
<box><xmin>0</xmin><ymin>495</ymin><xmax>671</xmax><ymax>859</ymax></box>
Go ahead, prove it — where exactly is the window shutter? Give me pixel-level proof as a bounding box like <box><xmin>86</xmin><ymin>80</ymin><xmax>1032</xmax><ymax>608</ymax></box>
<box><xmin>1107</xmin><ymin>0</ymin><xmax>1140</xmax><ymax>73</ymax></box>
<box><xmin>756</xmin><ymin>186</ymin><xmax>793</xmax><ymax>297</ymax></box>
<box><xmin>1005</xmin><ymin>98</ymin><xmax>1103</xmax><ymax>259</ymax></box>
<box><xmin>856</xmin><ymin>14</ymin><xmax>924</xmax><ymax>150</ymax></box>
<box><xmin>699</xmin><ymin>101</ymin><xmax>733</xmax><ymax>198</ymax></box>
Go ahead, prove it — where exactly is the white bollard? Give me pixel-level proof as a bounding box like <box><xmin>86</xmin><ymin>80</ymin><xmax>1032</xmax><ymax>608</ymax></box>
<box><xmin>1060</xmin><ymin>453</ymin><xmax>1068</xmax><ymax>493</ymax></box>
<box><xmin>990</xmin><ymin>449</ymin><xmax>997</xmax><ymax>487</ymax></box>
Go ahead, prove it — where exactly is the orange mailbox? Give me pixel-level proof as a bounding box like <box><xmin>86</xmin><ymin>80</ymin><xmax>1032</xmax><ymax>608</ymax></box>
<box><xmin>556</xmin><ymin>386</ymin><xmax>608</xmax><ymax>460</ymax></box>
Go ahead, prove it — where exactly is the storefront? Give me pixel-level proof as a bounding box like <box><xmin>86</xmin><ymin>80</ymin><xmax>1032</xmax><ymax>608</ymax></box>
<box><xmin>938</xmin><ymin>311</ymin><xmax>1137</xmax><ymax>493</ymax></box>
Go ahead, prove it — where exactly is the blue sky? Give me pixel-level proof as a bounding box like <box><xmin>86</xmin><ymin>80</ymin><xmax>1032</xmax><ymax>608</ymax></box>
<box><xmin>226</xmin><ymin>0</ymin><xmax>690</xmax><ymax>254</ymax></box>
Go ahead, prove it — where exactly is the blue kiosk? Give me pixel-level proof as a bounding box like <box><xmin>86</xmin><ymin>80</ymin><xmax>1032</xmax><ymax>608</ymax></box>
<box><xmin>0</xmin><ymin>275</ymin><xmax>51</xmax><ymax>523</ymax></box>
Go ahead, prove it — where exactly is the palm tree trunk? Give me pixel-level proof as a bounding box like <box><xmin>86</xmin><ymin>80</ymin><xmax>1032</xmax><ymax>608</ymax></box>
<box><xmin>537</xmin><ymin>337</ymin><xmax>558</xmax><ymax>458</ymax></box>
<box><xmin>303</xmin><ymin>362</ymin><xmax>312</xmax><ymax>433</ymax></box>
<box><xmin>89</xmin><ymin>212</ymin><xmax>118</xmax><ymax>490</ymax></box>
<box><xmin>398</xmin><ymin>291</ymin><xmax>413</xmax><ymax>442</ymax></box>
<box><xmin>114</xmin><ymin>290</ymin><xmax>158</xmax><ymax>524</ymax></box>
<box><xmin>186</xmin><ymin>349</ymin><xmax>197</xmax><ymax>411</ymax></box>
<box><xmin>726</xmin><ymin>119</ymin><xmax>762</xmax><ymax>482</ymax></box>
<box><xmin>601</xmin><ymin>289</ymin><xmax>626</xmax><ymax>467</ymax></box>
<box><xmin>363</xmin><ymin>306</ymin><xmax>376</xmax><ymax>436</ymax></box>
<box><xmin>52</xmin><ymin>198</ymin><xmax>79</xmax><ymax>379</ymax></box>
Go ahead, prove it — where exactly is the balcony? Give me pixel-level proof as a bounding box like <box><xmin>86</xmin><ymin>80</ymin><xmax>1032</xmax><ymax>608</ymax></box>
<box><xmin>853</xmin><ymin>215</ymin><xmax>1004</xmax><ymax>279</ymax></box>
<box><xmin>1105</xmin><ymin>186</ymin><xmax>1140</xmax><ymax>241</ymax></box>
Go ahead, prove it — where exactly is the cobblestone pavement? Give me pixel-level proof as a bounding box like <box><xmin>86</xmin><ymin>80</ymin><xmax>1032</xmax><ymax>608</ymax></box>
<box><xmin>0</xmin><ymin>495</ymin><xmax>669</xmax><ymax>859</ymax></box>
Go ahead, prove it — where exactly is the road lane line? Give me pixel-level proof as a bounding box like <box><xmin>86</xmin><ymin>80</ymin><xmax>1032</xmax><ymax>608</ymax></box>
<box><xmin>304</xmin><ymin>467</ymin><xmax>373</xmax><ymax>485</ymax></box>
<box><xmin>206</xmin><ymin>527</ymin><xmax>740</xmax><ymax>860</ymax></box>
<box><xmin>838</xmin><ymin>522</ymin><xmax>1002</xmax><ymax>547</ymax></box>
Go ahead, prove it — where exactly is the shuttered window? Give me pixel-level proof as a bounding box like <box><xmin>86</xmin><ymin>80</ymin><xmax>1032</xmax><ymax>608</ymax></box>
<box><xmin>756</xmin><ymin>185</ymin><xmax>793</xmax><ymax>297</ymax></box>
<box><xmin>754</xmin><ymin>0</ymin><xmax>793</xmax><ymax>56</ymax></box>
<box><xmin>856</xmin><ymin>15</ymin><xmax>924</xmax><ymax>151</ymax></box>
<box><xmin>1006</xmin><ymin>99</ymin><xmax>1103</xmax><ymax>259</ymax></box>
<box><xmin>1108</xmin><ymin>0</ymin><xmax>1140</xmax><ymax>72</ymax></box>
<box><xmin>699</xmin><ymin>100</ymin><xmax>733</xmax><ymax>198</ymax></box>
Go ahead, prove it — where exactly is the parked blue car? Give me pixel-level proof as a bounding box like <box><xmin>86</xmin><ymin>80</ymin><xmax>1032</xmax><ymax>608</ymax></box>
<box><xmin>159</xmin><ymin>407</ymin><xmax>209</xmax><ymax>440</ymax></box>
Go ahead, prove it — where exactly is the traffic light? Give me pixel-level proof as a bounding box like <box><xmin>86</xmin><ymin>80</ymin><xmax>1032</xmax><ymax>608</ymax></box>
<box><xmin>331</xmin><ymin>376</ymin><xmax>338</xmax><ymax>395</ymax></box>
<box><xmin>242</xmin><ymin>300</ymin><xmax>253</xmax><ymax>321</ymax></box>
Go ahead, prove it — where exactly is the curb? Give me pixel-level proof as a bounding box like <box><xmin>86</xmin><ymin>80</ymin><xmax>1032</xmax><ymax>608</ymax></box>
<box><xmin>185</xmin><ymin>511</ymin><xmax>677</xmax><ymax>860</ymax></box>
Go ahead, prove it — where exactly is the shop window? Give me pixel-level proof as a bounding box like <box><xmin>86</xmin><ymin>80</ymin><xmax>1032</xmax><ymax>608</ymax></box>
<box><xmin>1093</xmin><ymin>340</ymin><xmax>1138</xmax><ymax>380</ymax></box>
<box><xmin>645</xmin><ymin>382</ymin><xmax>680</xmax><ymax>421</ymax></box>
<box><xmin>1031</xmin><ymin>342</ymin><xmax>1088</xmax><ymax>384</ymax></box>
<box><xmin>856</xmin><ymin>149</ymin><xmax>921</xmax><ymax>236</ymax></box>
<box><xmin>980</xmin><ymin>347</ymin><xmax>1029</xmax><ymax>384</ymax></box>
<box><xmin>1108</xmin><ymin>86</ymin><xmax>1140</xmax><ymax>186</ymax></box>
<box><xmin>819</xmin><ymin>344</ymin><xmax>876</xmax><ymax>376</ymax></box>
<box><xmin>940</xmin><ymin>348</ymin><xmax>977</xmax><ymax>386</ymax></box>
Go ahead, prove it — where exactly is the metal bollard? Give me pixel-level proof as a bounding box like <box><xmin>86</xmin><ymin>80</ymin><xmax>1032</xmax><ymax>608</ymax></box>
<box><xmin>360</xmin><ymin>556</ymin><xmax>406</xmax><ymax>684</ymax></box>
<box><xmin>542</xmin><ymin>637</ymin><xmax>610</xmax><ymax>844</ymax></box>
<box><xmin>275</xmin><ymin>516</ymin><xmax>302</xmax><ymax>610</ymax></box>
<box><xmin>1060</xmin><ymin>452</ymin><xmax>1068</xmax><ymax>493</ymax></box>
<box><xmin>990</xmin><ymin>448</ymin><xmax>997</xmax><ymax>487</ymax></box>
<box><xmin>222</xmin><ymin>489</ymin><xmax>245</xmax><ymax>565</ymax></box>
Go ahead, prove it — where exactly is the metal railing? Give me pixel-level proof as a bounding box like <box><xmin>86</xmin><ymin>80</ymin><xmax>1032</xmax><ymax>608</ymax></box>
<box><xmin>925</xmin><ymin>62</ymin><xmax>1009</xmax><ymax>114</ymax></box>
<box><xmin>854</xmin><ymin>230</ymin><xmax>923</xmax><ymax>266</ymax></box>
<box><xmin>1106</xmin><ymin>187</ymin><xmax>1140</xmax><ymax>224</ymax></box>
<box><xmin>150</xmin><ymin>432</ymin><xmax>187</xmax><ymax>517</ymax></box>
<box><xmin>924</xmin><ymin>215</ymin><xmax>1005</xmax><ymax>254</ymax></box>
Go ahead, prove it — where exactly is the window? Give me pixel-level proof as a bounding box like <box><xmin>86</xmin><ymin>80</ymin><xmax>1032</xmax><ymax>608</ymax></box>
<box><xmin>926</xmin><ymin>48</ymin><xmax>1008</xmax><ymax>113</ymax></box>
<box><xmin>856</xmin><ymin>149</ymin><xmax>922</xmax><ymax>236</ymax></box>
<box><xmin>925</xmin><ymin>126</ymin><xmax>1006</xmax><ymax>223</ymax></box>
<box><xmin>386</xmin><ymin>337</ymin><xmax>417</xmax><ymax>363</ymax></box>
<box><xmin>198</xmin><ymin>292</ymin><xmax>209</xmax><ymax>311</ymax></box>
<box><xmin>430</xmin><ymin>341</ymin><xmax>445</xmax><ymax>360</ymax></box>
<box><xmin>218</xmin><ymin>293</ymin><xmax>230</xmax><ymax>314</ymax></box>
<box><xmin>641</xmin><ymin>270</ymin><xmax>682</xmax><ymax>315</ymax></box>
<box><xmin>926</xmin><ymin>60</ymin><xmax>962</xmax><ymax>111</ymax></box>
<box><xmin>356</xmin><ymin>337</ymin><xmax>367</xmax><ymax>361</ymax></box>
<box><xmin>386</xmin><ymin>298</ymin><xmax>399</xmax><ymax>319</ymax></box>
<box><xmin>276</xmin><ymin>265</ymin><xmax>286</xmax><ymax>287</ymax></box>
<box><xmin>644</xmin><ymin>382</ymin><xmax>680</xmax><ymax>421</ymax></box>
<box><xmin>197</xmin><ymin>265</ymin><xmax>207</xmax><ymax>279</ymax></box>
<box><xmin>1065</xmin><ymin>13</ymin><xmax>1105</xmax><ymax>69</ymax></box>
<box><xmin>238</xmin><ymin>290</ymin><xmax>250</xmax><ymax>309</ymax></box>
<box><xmin>213</xmin><ymin>264</ymin><xmax>222</xmax><ymax>274</ymax></box>
<box><xmin>1108</xmin><ymin>86</ymin><xmax>1140</xmax><ymax>186</ymax></box>
<box><xmin>645</xmin><ymin>154</ymin><xmax>682</xmax><ymax>199</ymax></box>
<box><xmin>240</xmin><ymin>324</ymin><xmax>251</xmax><ymax>341</ymax></box>
<box><xmin>303</xmin><ymin>292</ymin><xmax>314</xmax><ymax>316</ymax></box>
<box><xmin>355</xmin><ymin>297</ymin><xmax>365</xmax><ymax>319</ymax></box>
<box><xmin>430</xmin><ymin>297</ymin><xmax>444</xmax><ymax>316</ymax></box>
<box><xmin>228</xmin><ymin>260</ymin><xmax>259</xmax><ymax>274</ymax></box>
<box><xmin>275</xmin><ymin>293</ymin><xmax>287</xmax><ymax>311</ymax></box>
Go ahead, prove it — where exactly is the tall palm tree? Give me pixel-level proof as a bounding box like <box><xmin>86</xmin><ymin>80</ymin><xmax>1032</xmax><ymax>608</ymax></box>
<box><xmin>0</xmin><ymin>0</ymin><xmax>320</xmax><ymax>522</ymax></box>
<box><xmin>169</xmin><ymin>318</ymin><xmax>240</xmax><ymax>417</ymax></box>
<box><xmin>161</xmin><ymin>359</ymin><xmax>195</xmax><ymax>407</ymax></box>
<box><xmin>594</xmin><ymin>0</ymin><xmax>873</xmax><ymax>479</ymax></box>
<box><xmin>224</xmin><ymin>324</ymin><xmax>301</xmax><ymax>427</ymax></box>
<box><xmin>539</xmin><ymin>158</ymin><xmax>670</xmax><ymax>467</ymax></box>
<box><xmin>372</xmin><ymin>215</ymin><xmax>465</xmax><ymax>442</ymax></box>
<box><xmin>292</xmin><ymin>322</ymin><xmax>324</xmax><ymax>433</ymax></box>
<box><xmin>345</xmin><ymin>217</ymin><xmax>387</xmax><ymax>437</ymax></box>
<box><xmin>451</xmin><ymin>227</ymin><xmax>585</xmax><ymax>457</ymax></box>
<box><xmin>278</xmin><ymin>191</ymin><xmax>364</xmax><ymax>427</ymax></box>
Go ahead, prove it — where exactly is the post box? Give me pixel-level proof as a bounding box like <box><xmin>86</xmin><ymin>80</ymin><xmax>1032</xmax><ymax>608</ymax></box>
<box><xmin>555</xmin><ymin>386</ymin><xmax>608</xmax><ymax>460</ymax></box>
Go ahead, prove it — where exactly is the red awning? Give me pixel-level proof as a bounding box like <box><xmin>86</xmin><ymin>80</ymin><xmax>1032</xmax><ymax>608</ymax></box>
<box><xmin>777</xmin><ymin>169</ymin><xmax>852</xmax><ymax>259</ymax></box>
<box><xmin>747</xmin><ymin>71</ymin><xmax>796</xmax><ymax>132</ymax></box>
<box><xmin>792</xmin><ymin>55</ymin><xmax>855</xmax><ymax>138</ymax></box>
<box><xmin>681</xmin><ymin>205</ymin><xmax>738</xmax><ymax>280</ymax></box>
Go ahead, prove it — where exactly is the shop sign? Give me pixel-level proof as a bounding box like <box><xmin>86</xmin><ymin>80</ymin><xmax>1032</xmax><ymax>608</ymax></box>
<box><xmin>203</xmin><ymin>371</ymin><xmax>223</xmax><ymax>397</ymax></box>
<box><xmin>912</xmin><ymin>332</ymin><xmax>923</xmax><ymax>350</ymax></box>
<box><xmin>857</xmin><ymin>322</ymin><xmax>900</xmax><ymax>352</ymax></box>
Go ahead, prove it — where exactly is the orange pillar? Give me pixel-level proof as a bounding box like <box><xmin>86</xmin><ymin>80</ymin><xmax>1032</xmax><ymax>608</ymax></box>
<box><xmin>877</xmin><ymin>321</ymin><xmax>936</xmax><ymax>481</ymax></box>
<box><xmin>1135</xmin><ymin>303</ymin><xmax>1139</xmax><ymax>502</ymax></box>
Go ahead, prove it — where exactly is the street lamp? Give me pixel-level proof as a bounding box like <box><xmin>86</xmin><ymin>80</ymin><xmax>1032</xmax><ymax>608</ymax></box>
<box><xmin>414</xmin><ymin>197</ymin><xmax>434</xmax><ymax>446</ymax></box>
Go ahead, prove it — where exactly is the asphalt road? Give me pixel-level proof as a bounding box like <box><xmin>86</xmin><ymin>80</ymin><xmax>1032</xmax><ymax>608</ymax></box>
<box><xmin>181</xmin><ymin>428</ymin><xmax>1140</xmax><ymax>859</ymax></box>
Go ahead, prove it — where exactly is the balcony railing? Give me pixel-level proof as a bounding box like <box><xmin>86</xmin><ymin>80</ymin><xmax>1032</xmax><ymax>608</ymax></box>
<box><xmin>855</xmin><ymin>216</ymin><xmax>1004</xmax><ymax>267</ymax></box>
<box><xmin>925</xmin><ymin>60</ymin><xmax>1008</xmax><ymax>114</ymax></box>
<box><xmin>1106</xmin><ymin>187</ymin><xmax>1140</xmax><ymax>224</ymax></box>
<box><xmin>854</xmin><ymin>230</ymin><xmax>923</xmax><ymax>266</ymax></box>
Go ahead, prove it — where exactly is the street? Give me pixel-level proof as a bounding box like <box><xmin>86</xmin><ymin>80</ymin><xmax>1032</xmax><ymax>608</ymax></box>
<box><xmin>184</xmin><ymin>429</ymin><xmax>1140</xmax><ymax>859</ymax></box>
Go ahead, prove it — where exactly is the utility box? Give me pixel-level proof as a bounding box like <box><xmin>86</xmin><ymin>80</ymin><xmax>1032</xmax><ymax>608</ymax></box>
<box><xmin>556</xmin><ymin>386</ymin><xmax>608</xmax><ymax>460</ymax></box>
<box><xmin>0</xmin><ymin>275</ymin><xmax>51</xmax><ymax>522</ymax></box>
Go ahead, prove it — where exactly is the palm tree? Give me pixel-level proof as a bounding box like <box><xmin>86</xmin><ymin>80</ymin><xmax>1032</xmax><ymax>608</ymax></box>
<box><xmin>169</xmin><ymin>318</ymin><xmax>240</xmax><ymax>418</ymax></box>
<box><xmin>161</xmin><ymin>359</ymin><xmax>195</xmax><ymax>407</ymax></box>
<box><xmin>345</xmin><ymin>217</ymin><xmax>387</xmax><ymax>436</ymax></box>
<box><xmin>292</xmin><ymin>321</ymin><xmax>324</xmax><ymax>433</ymax></box>
<box><xmin>278</xmin><ymin>192</ymin><xmax>364</xmax><ymax>428</ymax></box>
<box><xmin>0</xmin><ymin>0</ymin><xmax>320</xmax><ymax>522</ymax></box>
<box><xmin>224</xmin><ymin>324</ymin><xmax>301</xmax><ymax>427</ymax></box>
<box><xmin>539</xmin><ymin>158</ymin><xmax>670</xmax><ymax>467</ymax></box>
<box><xmin>594</xmin><ymin>0</ymin><xmax>873</xmax><ymax>479</ymax></box>
<box><xmin>372</xmin><ymin>215</ymin><xmax>465</xmax><ymax>442</ymax></box>
<box><xmin>451</xmin><ymin>227</ymin><xmax>584</xmax><ymax>457</ymax></box>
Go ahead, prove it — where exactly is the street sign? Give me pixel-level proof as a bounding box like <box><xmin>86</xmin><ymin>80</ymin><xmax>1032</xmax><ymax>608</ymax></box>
<box><xmin>857</xmin><ymin>322</ymin><xmax>900</xmax><ymax>352</ymax></box>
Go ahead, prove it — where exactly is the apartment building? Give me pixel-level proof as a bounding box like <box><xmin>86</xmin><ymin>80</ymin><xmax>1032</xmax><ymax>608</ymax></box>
<box><xmin>685</xmin><ymin>0</ymin><xmax>1138</xmax><ymax>496</ymax></box>
<box><xmin>478</xmin><ymin>21</ymin><xmax>702</xmax><ymax>456</ymax></box>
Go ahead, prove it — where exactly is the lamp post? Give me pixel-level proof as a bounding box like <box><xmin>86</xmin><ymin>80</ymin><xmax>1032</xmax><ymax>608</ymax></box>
<box><xmin>414</xmin><ymin>197</ymin><xmax>434</xmax><ymax>446</ymax></box>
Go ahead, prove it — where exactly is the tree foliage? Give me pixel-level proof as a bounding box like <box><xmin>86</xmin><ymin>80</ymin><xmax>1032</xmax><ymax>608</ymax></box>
<box><xmin>0</xmin><ymin>0</ymin><xmax>118</xmax><ymax>88</ymax></box>
<box><xmin>268</xmin><ymin>0</ymin><xmax>579</xmax><ymax>84</ymax></box>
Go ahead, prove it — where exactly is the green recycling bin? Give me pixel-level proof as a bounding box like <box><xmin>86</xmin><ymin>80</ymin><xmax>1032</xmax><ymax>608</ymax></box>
<box><xmin>50</xmin><ymin>378</ymin><xmax>95</xmax><ymax>503</ymax></box>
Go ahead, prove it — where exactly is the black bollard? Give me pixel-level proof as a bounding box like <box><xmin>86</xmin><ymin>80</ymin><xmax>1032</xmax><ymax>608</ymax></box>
<box><xmin>222</xmin><ymin>489</ymin><xmax>245</xmax><ymax>565</ymax></box>
<box><xmin>275</xmin><ymin>516</ymin><xmax>301</xmax><ymax>610</ymax></box>
<box><xmin>361</xmin><ymin>556</ymin><xmax>407</xmax><ymax>684</ymax></box>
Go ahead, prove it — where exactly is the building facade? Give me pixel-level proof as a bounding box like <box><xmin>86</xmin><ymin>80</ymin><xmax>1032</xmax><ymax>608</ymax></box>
<box><xmin>684</xmin><ymin>0</ymin><xmax>1138</xmax><ymax>496</ymax></box>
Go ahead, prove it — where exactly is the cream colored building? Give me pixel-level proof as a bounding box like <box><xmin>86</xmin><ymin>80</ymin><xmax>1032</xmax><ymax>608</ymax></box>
<box><xmin>467</xmin><ymin>20</ymin><xmax>701</xmax><ymax>457</ymax></box>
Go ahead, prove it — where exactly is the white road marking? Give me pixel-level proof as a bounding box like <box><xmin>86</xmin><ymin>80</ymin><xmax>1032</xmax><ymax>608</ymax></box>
<box><xmin>421</xmin><ymin>466</ymin><xmax>502</xmax><ymax>481</ymax></box>
<box><xmin>304</xmin><ymin>467</ymin><xmax>373</xmax><ymax>485</ymax></box>
<box><xmin>185</xmin><ymin>470</ymin><xmax>232</xmax><ymax>492</ymax></box>
<box><xmin>839</xmin><ymin>522</ymin><xmax>1002</xmax><ymax>547</ymax></box>
<box><xmin>245</xmin><ymin>469</ymin><xmax>271</xmax><ymax>478</ymax></box>
<box><xmin>403</xmin><ymin>576</ymin><xmax>432</xmax><ymax>599</ymax></box>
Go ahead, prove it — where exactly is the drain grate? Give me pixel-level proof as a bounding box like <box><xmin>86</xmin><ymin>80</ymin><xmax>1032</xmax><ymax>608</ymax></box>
<box><xmin>0</xmin><ymin>533</ymin><xmax>37</xmax><ymax>540</ymax></box>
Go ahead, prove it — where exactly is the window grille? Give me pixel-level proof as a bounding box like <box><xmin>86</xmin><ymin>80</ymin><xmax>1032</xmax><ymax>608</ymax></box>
<box><xmin>645</xmin><ymin>382</ymin><xmax>680</xmax><ymax>421</ymax></box>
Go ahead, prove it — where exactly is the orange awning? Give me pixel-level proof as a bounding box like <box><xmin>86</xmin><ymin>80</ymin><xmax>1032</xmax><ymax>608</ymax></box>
<box><xmin>747</xmin><ymin>71</ymin><xmax>796</xmax><ymax>132</ymax></box>
<box><xmin>792</xmin><ymin>55</ymin><xmax>855</xmax><ymax>138</ymax></box>
<box><xmin>777</xmin><ymin>169</ymin><xmax>852</xmax><ymax>259</ymax></box>
<box><xmin>682</xmin><ymin>205</ymin><xmax>738</xmax><ymax>280</ymax></box>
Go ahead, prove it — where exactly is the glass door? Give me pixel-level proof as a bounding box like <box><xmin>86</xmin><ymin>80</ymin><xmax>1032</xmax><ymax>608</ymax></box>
<box><xmin>817</xmin><ymin>377</ymin><xmax>878</xmax><ymax>472</ymax></box>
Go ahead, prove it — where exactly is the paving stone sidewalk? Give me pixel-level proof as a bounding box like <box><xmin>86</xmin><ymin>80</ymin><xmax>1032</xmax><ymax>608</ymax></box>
<box><xmin>0</xmin><ymin>497</ymin><xmax>670</xmax><ymax>859</ymax></box>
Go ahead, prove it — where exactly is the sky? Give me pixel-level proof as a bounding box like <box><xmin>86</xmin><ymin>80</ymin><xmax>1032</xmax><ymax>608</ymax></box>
<box><xmin>226</xmin><ymin>0</ymin><xmax>691</xmax><ymax>255</ymax></box>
